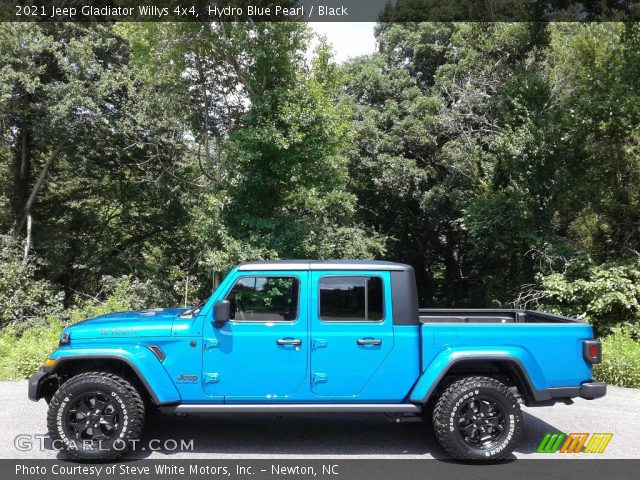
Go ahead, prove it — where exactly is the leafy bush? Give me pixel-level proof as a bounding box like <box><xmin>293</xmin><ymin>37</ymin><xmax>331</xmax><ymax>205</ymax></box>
<box><xmin>594</xmin><ymin>329</ymin><xmax>640</xmax><ymax>388</ymax></box>
<box><xmin>0</xmin><ymin>235</ymin><xmax>64</xmax><ymax>327</ymax></box>
<box><xmin>0</xmin><ymin>319</ymin><xmax>64</xmax><ymax>380</ymax></box>
<box><xmin>0</xmin><ymin>234</ymin><xmax>173</xmax><ymax>380</ymax></box>
<box><xmin>520</xmin><ymin>257</ymin><xmax>640</xmax><ymax>336</ymax></box>
<box><xmin>0</xmin><ymin>275</ymin><xmax>170</xmax><ymax>380</ymax></box>
<box><xmin>64</xmin><ymin>275</ymin><xmax>167</xmax><ymax>324</ymax></box>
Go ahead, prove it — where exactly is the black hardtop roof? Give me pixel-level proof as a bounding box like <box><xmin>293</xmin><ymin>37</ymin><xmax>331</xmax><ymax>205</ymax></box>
<box><xmin>237</xmin><ymin>260</ymin><xmax>412</xmax><ymax>271</ymax></box>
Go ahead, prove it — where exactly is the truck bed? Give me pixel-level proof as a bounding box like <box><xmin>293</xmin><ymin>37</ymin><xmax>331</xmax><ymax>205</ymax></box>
<box><xmin>419</xmin><ymin>308</ymin><xmax>581</xmax><ymax>324</ymax></box>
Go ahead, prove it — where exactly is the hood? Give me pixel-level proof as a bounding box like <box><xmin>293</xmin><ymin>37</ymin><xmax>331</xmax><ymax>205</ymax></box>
<box><xmin>64</xmin><ymin>307</ymin><xmax>189</xmax><ymax>340</ymax></box>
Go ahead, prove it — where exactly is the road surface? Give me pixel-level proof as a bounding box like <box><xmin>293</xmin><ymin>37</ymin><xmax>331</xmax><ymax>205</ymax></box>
<box><xmin>1</xmin><ymin>381</ymin><xmax>638</xmax><ymax>459</ymax></box>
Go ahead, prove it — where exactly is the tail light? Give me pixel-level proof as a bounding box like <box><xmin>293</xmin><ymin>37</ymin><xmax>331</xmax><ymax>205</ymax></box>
<box><xmin>583</xmin><ymin>339</ymin><xmax>602</xmax><ymax>364</ymax></box>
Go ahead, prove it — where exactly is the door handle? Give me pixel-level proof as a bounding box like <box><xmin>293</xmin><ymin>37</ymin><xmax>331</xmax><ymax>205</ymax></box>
<box><xmin>277</xmin><ymin>338</ymin><xmax>302</xmax><ymax>346</ymax></box>
<box><xmin>357</xmin><ymin>338</ymin><xmax>382</xmax><ymax>346</ymax></box>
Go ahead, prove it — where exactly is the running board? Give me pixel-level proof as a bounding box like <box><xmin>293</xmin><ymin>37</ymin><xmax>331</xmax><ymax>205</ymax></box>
<box><xmin>160</xmin><ymin>403</ymin><xmax>421</xmax><ymax>415</ymax></box>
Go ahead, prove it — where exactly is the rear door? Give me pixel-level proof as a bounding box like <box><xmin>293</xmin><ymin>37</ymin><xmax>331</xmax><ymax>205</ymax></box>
<box><xmin>310</xmin><ymin>270</ymin><xmax>394</xmax><ymax>397</ymax></box>
<box><xmin>201</xmin><ymin>270</ymin><xmax>308</xmax><ymax>399</ymax></box>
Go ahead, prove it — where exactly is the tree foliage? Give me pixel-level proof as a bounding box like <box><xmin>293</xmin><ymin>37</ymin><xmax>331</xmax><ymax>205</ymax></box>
<box><xmin>343</xmin><ymin>23</ymin><xmax>640</xmax><ymax>324</ymax></box>
<box><xmin>1</xmin><ymin>21</ymin><xmax>639</xmax><ymax>337</ymax></box>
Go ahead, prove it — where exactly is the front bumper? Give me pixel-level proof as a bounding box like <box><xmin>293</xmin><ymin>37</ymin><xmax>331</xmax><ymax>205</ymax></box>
<box><xmin>579</xmin><ymin>381</ymin><xmax>607</xmax><ymax>400</ymax></box>
<box><xmin>28</xmin><ymin>368</ymin><xmax>50</xmax><ymax>402</ymax></box>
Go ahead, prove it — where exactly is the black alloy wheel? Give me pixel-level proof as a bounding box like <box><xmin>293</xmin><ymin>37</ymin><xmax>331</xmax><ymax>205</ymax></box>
<box><xmin>66</xmin><ymin>392</ymin><xmax>120</xmax><ymax>443</ymax></box>
<box><xmin>456</xmin><ymin>396</ymin><xmax>506</xmax><ymax>449</ymax></box>
<box><xmin>47</xmin><ymin>371</ymin><xmax>145</xmax><ymax>460</ymax></box>
<box><xmin>432</xmin><ymin>376</ymin><xmax>522</xmax><ymax>461</ymax></box>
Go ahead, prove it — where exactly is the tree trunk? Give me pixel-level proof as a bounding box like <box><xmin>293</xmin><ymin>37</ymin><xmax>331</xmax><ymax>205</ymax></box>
<box><xmin>10</xmin><ymin>125</ymin><xmax>31</xmax><ymax>226</ymax></box>
<box><xmin>194</xmin><ymin>50</ymin><xmax>222</xmax><ymax>186</ymax></box>
<box><xmin>443</xmin><ymin>233</ymin><xmax>464</xmax><ymax>306</ymax></box>
<box><xmin>184</xmin><ymin>274</ymin><xmax>190</xmax><ymax>307</ymax></box>
<box><xmin>22</xmin><ymin>213</ymin><xmax>32</xmax><ymax>265</ymax></box>
<box><xmin>17</xmin><ymin>144</ymin><xmax>63</xmax><ymax>233</ymax></box>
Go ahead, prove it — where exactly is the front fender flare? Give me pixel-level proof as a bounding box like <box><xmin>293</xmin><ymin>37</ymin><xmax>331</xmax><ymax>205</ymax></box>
<box><xmin>50</xmin><ymin>346</ymin><xmax>181</xmax><ymax>405</ymax></box>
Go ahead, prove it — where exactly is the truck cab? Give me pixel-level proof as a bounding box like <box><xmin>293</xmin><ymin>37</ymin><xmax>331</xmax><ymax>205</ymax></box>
<box><xmin>192</xmin><ymin>260</ymin><xmax>420</xmax><ymax>402</ymax></box>
<box><xmin>29</xmin><ymin>260</ymin><xmax>606</xmax><ymax>461</ymax></box>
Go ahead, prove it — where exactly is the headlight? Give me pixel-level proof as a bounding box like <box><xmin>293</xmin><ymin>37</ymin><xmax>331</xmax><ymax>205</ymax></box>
<box><xmin>59</xmin><ymin>332</ymin><xmax>70</xmax><ymax>346</ymax></box>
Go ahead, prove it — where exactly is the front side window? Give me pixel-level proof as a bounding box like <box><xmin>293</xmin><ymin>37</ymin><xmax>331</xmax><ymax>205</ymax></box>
<box><xmin>225</xmin><ymin>276</ymin><xmax>299</xmax><ymax>321</ymax></box>
<box><xmin>319</xmin><ymin>276</ymin><xmax>384</xmax><ymax>321</ymax></box>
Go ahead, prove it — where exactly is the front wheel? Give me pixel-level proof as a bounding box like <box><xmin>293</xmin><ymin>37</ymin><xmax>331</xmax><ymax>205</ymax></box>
<box><xmin>47</xmin><ymin>371</ymin><xmax>145</xmax><ymax>460</ymax></box>
<box><xmin>432</xmin><ymin>376</ymin><xmax>522</xmax><ymax>461</ymax></box>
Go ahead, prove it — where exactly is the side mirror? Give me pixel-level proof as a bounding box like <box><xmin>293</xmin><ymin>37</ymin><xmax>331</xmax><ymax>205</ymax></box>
<box><xmin>214</xmin><ymin>300</ymin><xmax>230</xmax><ymax>328</ymax></box>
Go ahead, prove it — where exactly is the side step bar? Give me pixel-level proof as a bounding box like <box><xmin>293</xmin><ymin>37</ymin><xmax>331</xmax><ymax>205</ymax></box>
<box><xmin>160</xmin><ymin>403</ymin><xmax>421</xmax><ymax>415</ymax></box>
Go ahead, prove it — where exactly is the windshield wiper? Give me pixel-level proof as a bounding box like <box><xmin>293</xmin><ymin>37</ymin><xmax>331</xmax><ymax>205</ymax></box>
<box><xmin>180</xmin><ymin>299</ymin><xmax>207</xmax><ymax>317</ymax></box>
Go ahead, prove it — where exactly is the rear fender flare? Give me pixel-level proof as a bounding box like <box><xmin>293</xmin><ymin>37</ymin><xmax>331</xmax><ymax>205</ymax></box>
<box><xmin>409</xmin><ymin>348</ymin><xmax>548</xmax><ymax>403</ymax></box>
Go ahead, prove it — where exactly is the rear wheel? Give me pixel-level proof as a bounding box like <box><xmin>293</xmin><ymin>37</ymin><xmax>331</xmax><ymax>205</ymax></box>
<box><xmin>432</xmin><ymin>376</ymin><xmax>522</xmax><ymax>461</ymax></box>
<box><xmin>47</xmin><ymin>371</ymin><xmax>145</xmax><ymax>460</ymax></box>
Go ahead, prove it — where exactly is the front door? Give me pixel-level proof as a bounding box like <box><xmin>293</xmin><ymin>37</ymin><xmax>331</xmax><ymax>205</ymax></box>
<box><xmin>310</xmin><ymin>271</ymin><xmax>394</xmax><ymax>397</ymax></box>
<box><xmin>202</xmin><ymin>271</ymin><xmax>308</xmax><ymax>399</ymax></box>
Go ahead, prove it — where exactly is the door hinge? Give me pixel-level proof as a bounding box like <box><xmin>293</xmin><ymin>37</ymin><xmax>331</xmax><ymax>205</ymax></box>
<box><xmin>204</xmin><ymin>372</ymin><xmax>220</xmax><ymax>384</ymax></box>
<box><xmin>204</xmin><ymin>338</ymin><xmax>219</xmax><ymax>351</ymax></box>
<box><xmin>312</xmin><ymin>372</ymin><xmax>328</xmax><ymax>384</ymax></box>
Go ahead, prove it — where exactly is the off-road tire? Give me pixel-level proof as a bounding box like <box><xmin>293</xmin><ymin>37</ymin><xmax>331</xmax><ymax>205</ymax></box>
<box><xmin>47</xmin><ymin>371</ymin><xmax>145</xmax><ymax>461</ymax></box>
<box><xmin>432</xmin><ymin>376</ymin><xmax>522</xmax><ymax>461</ymax></box>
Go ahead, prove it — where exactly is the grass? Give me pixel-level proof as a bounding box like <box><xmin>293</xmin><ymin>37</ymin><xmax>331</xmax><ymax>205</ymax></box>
<box><xmin>594</xmin><ymin>329</ymin><xmax>640</xmax><ymax>388</ymax></box>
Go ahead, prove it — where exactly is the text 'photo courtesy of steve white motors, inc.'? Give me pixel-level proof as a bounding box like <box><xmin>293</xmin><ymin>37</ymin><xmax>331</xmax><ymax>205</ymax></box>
<box><xmin>13</xmin><ymin>462</ymin><xmax>340</xmax><ymax>477</ymax></box>
<box><xmin>1</xmin><ymin>1</ymin><xmax>640</xmax><ymax>480</ymax></box>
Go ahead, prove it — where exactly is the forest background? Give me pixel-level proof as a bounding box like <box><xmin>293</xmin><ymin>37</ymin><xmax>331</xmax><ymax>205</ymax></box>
<box><xmin>1</xmin><ymin>20</ymin><xmax>639</xmax><ymax>386</ymax></box>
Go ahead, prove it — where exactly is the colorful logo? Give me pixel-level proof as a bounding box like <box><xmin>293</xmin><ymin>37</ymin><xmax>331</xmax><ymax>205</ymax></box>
<box><xmin>536</xmin><ymin>432</ymin><xmax>613</xmax><ymax>454</ymax></box>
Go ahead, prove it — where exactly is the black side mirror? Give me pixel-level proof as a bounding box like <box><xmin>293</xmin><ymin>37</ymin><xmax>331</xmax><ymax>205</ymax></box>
<box><xmin>214</xmin><ymin>300</ymin><xmax>231</xmax><ymax>328</ymax></box>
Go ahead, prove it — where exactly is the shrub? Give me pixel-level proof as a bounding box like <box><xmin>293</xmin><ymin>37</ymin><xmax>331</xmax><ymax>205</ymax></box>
<box><xmin>594</xmin><ymin>329</ymin><xmax>640</xmax><ymax>388</ymax></box>
<box><xmin>0</xmin><ymin>235</ymin><xmax>63</xmax><ymax>327</ymax></box>
<box><xmin>0</xmin><ymin>319</ymin><xmax>64</xmax><ymax>380</ymax></box>
<box><xmin>64</xmin><ymin>275</ymin><xmax>164</xmax><ymax>324</ymax></box>
<box><xmin>0</xmin><ymin>275</ymin><xmax>171</xmax><ymax>380</ymax></box>
<box><xmin>519</xmin><ymin>257</ymin><xmax>640</xmax><ymax>336</ymax></box>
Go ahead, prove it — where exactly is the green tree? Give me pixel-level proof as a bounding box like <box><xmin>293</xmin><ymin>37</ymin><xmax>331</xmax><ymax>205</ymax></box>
<box><xmin>345</xmin><ymin>21</ymin><xmax>640</xmax><ymax>312</ymax></box>
<box><xmin>0</xmin><ymin>23</ymin><xmax>191</xmax><ymax>304</ymax></box>
<box><xmin>225</xmin><ymin>36</ymin><xmax>384</xmax><ymax>260</ymax></box>
<box><xmin>120</xmin><ymin>22</ymin><xmax>386</xmax><ymax>271</ymax></box>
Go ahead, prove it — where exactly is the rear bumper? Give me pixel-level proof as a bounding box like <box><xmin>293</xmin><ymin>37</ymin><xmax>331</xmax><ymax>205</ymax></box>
<box><xmin>527</xmin><ymin>380</ymin><xmax>607</xmax><ymax>406</ymax></box>
<box><xmin>547</xmin><ymin>381</ymin><xmax>607</xmax><ymax>401</ymax></box>
<box><xmin>579</xmin><ymin>381</ymin><xmax>607</xmax><ymax>400</ymax></box>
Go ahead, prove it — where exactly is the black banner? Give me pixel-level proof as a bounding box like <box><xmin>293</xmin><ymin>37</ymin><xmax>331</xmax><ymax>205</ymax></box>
<box><xmin>2</xmin><ymin>459</ymin><xmax>640</xmax><ymax>480</ymax></box>
<box><xmin>2</xmin><ymin>0</ymin><xmax>640</xmax><ymax>22</ymax></box>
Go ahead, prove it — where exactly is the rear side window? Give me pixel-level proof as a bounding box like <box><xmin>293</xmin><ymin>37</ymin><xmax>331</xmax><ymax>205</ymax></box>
<box><xmin>319</xmin><ymin>276</ymin><xmax>384</xmax><ymax>321</ymax></box>
<box><xmin>225</xmin><ymin>276</ymin><xmax>299</xmax><ymax>321</ymax></box>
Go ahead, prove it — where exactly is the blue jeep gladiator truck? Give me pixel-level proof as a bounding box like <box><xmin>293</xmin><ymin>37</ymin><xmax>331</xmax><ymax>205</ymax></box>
<box><xmin>29</xmin><ymin>260</ymin><xmax>606</xmax><ymax>461</ymax></box>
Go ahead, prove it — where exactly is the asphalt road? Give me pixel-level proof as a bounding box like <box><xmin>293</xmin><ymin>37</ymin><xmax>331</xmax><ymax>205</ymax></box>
<box><xmin>1</xmin><ymin>381</ymin><xmax>638</xmax><ymax>459</ymax></box>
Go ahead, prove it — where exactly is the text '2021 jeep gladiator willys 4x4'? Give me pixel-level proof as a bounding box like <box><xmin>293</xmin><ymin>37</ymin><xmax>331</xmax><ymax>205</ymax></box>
<box><xmin>29</xmin><ymin>260</ymin><xmax>606</xmax><ymax>461</ymax></box>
